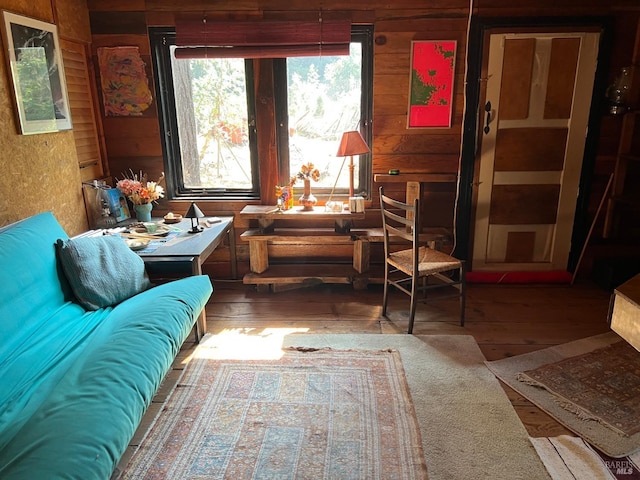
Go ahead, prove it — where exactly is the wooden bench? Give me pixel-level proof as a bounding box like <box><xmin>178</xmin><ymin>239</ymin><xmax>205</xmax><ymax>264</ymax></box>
<box><xmin>240</xmin><ymin>179</ymin><xmax>454</xmax><ymax>290</ymax></box>
<box><xmin>241</xmin><ymin>227</ymin><xmax>452</xmax><ymax>277</ymax></box>
<box><xmin>241</xmin><ymin>228</ymin><xmax>365</xmax><ymax>274</ymax></box>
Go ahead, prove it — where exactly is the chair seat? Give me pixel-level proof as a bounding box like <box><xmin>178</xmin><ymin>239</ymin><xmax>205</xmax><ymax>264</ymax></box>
<box><xmin>389</xmin><ymin>246</ymin><xmax>462</xmax><ymax>275</ymax></box>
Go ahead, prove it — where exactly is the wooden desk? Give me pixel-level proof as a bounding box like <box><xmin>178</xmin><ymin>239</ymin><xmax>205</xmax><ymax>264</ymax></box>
<box><xmin>137</xmin><ymin>217</ymin><xmax>236</xmax><ymax>277</ymax></box>
<box><xmin>137</xmin><ymin>216</ymin><xmax>236</xmax><ymax>338</ymax></box>
<box><xmin>239</xmin><ymin>205</ymin><xmax>365</xmax><ymax>233</ymax></box>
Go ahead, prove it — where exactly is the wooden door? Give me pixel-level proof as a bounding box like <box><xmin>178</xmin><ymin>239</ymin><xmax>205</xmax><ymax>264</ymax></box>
<box><xmin>472</xmin><ymin>32</ymin><xmax>599</xmax><ymax>272</ymax></box>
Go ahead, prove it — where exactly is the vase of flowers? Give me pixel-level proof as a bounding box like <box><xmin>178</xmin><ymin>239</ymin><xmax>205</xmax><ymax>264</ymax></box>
<box><xmin>132</xmin><ymin>203</ymin><xmax>153</xmax><ymax>222</ymax></box>
<box><xmin>275</xmin><ymin>184</ymin><xmax>292</xmax><ymax>211</ymax></box>
<box><xmin>296</xmin><ymin>162</ymin><xmax>320</xmax><ymax>211</ymax></box>
<box><xmin>116</xmin><ymin>170</ymin><xmax>165</xmax><ymax>222</ymax></box>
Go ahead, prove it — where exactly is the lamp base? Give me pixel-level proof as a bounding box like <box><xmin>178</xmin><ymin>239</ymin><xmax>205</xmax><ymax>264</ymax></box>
<box><xmin>188</xmin><ymin>226</ymin><xmax>203</xmax><ymax>234</ymax></box>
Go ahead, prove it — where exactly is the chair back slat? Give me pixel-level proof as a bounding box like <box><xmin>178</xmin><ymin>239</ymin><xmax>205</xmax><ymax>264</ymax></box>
<box><xmin>380</xmin><ymin>188</ymin><xmax>420</xmax><ymax>244</ymax></box>
<box><xmin>385</xmin><ymin>223</ymin><xmax>412</xmax><ymax>242</ymax></box>
<box><xmin>380</xmin><ymin>186</ymin><xmax>421</xmax><ymax>275</ymax></box>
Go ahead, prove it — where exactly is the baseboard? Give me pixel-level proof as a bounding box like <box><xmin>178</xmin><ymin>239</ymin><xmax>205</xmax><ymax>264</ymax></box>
<box><xmin>466</xmin><ymin>270</ymin><xmax>573</xmax><ymax>284</ymax></box>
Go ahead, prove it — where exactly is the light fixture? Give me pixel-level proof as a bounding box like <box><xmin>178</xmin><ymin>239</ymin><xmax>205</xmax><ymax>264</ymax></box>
<box><xmin>185</xmin><ymin>202</ymin><xmax>205</xmax><ymax>233</ymax></box>
<box><xmin>335</xmin><ymin>130</ymin><xmax>370</xmax><ymax>198</ymax></box>
<box><xmin>606</xmin><ymin>66</ymin><xmax>632</xmax><ymax>115</ymax></box>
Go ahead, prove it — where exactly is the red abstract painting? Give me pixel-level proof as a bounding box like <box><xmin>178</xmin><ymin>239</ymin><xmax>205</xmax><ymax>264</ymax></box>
<box><xmin>408</xmin><ymin>41</ymin><xmax>457</xmax><ymax>128</ymax></box>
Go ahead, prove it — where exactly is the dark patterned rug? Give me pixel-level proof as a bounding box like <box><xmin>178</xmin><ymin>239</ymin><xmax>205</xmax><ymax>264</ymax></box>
<box><xmin>122</xmin><ymin>347</ymin><xmax>427</xmax><ymax>479</ymax></box>
<box><xmin>517</xmin><ymin>341</ymin><xmax>640</xmax><ymax>436</ymax></box>
<box><xmin>487</xmin><ymin>332</ymin><xmax>640</xmax><ymax>458</ymax></box>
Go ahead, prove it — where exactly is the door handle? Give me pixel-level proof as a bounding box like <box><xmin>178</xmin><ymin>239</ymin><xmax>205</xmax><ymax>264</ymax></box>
<box><xmin>483</xmin><ymin>101</ymin><xmax>492</xmax><ymax>134</ymax></box>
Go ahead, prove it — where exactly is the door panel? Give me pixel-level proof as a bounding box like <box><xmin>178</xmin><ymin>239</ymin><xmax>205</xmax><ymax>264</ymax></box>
<box><xmin>472</xmin><ymin>32</ymin><xmax>599</xmax><ymax>272</ymax></box>
<box><xmin>545</xmin><ymin>38</ymin><xmax>581</xmax><ymax>119</ymax></box>
<box><xmin>489</xmin><ymin>184</ymin><xmax>560</xmax><ymax>224</ymax></box>
<box><xmin>495</xmin><ymin>128</ymin><xmax>568</xmax><ymax>170</ymax></box>
<box><xmin>499</xmin><ymin>38</ymin><xmax>535</xmax><ymax>120</ymax></box>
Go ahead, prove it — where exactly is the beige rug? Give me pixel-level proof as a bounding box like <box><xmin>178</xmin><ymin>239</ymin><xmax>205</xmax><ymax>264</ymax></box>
<box><xmin>286</xmin><ymin>335</ymin><xmax>550</xmax><ymax>479</ymax></box>
<box><xmin>487</xmin><ymin>332</ymin><xmax>640</xmax><ymax>458</ymax></box>
<box><xmin>122</xmin><ymin>334</ymin><xmax>550</xmax><ymax>479</ymax></box>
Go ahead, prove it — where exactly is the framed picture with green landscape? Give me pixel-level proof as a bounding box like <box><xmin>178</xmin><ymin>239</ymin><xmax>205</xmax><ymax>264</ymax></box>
<box><xmin>1</xmin><ymin>11</ymin><xmax>72</xmax><ymax>134</ymax></box>
<box><xmin>407</xmin><ymin>40</ymin><xmax>456</xmax><ymax>128</ymax></box>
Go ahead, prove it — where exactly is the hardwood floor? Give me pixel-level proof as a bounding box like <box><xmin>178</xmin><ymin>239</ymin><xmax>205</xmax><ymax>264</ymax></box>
<box><xmin>202</xmin><ymin>276</ymin><xmax>613</xmax><ymax>438</ymax></box>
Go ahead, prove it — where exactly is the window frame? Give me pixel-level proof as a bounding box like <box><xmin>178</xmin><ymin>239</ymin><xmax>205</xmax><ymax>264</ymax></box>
<box><xmin>149</xmin><ymin>27</ymin><xmax>260</xmax><ymax>200</ymax></box>
<box><xmin>274</xmin><ymin>25</ymin><xmax>374</xmax><ymax>199</ymax></box>
<box><xmin>149</xmin><ymin>25</ymin><xmax>373</xmax><ymax>201</ymax></box>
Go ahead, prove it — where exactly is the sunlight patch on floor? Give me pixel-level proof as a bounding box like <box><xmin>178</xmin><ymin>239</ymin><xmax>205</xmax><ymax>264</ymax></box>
<box><xmin>194</xmin><ymin>327</ymin><xmax>310</xmax><ymax>360</ymax></box>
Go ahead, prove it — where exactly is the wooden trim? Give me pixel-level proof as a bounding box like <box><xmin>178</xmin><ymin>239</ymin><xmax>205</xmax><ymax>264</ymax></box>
<box><xmin>374</xmin><ymin>173</ymin><xmax>457</xmax><ymax>183</ymax></box>
<box><xmin>60</xmin><ymin>39</ymin><xmax>105</xmax><ymax>182</ymax></box>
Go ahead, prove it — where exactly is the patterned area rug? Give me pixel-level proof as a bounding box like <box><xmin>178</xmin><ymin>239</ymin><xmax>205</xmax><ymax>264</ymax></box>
<box><xmin>486</xmin><ymin>332</ymin><xmax>640</xmax><ymax>458</ymax></box>
<box><xmin>122</xmin><ymin>347</ymin><xmax>427</xmax><ymax>479</ymax></box>
<box><xmin>517</xmin><ymin>341</ymin><xmax>640</xmax><ymax>436</ymax></box>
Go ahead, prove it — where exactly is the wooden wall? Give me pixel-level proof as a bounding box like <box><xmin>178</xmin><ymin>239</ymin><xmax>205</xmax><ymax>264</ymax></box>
<box><xmin>87</xmin><ymin>2</ymin><xmax>470</xmax><ymax>224</ymax></box>
<box><xmin>0</xmin><ymin>0</ymin><xmax>91</xmax><ymax>235</ymax></box>
<box><xmin>84</xmin><ymin>1</ymin><xmax>640</xmax><ymax>274</ymax></box>
<box><xmin>0</xmin><ymin>0</ymin><xmax>620</xmax><ymax>274</ymax></box>
<box><xmin>0</xmin><ymin>0</ymin><xmax>635</xmax><ymax>276</ymax></box>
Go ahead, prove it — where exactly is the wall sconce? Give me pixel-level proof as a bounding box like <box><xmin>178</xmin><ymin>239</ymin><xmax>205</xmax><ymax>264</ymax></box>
<box><xmin>606</xmin><ymin>66</ymin><xmax>632</xmax><ymax>115</ymax></box>
<box><xmin>185</xmin><ymin>202</ymin><xmax>205</xmax><ymax>233</ymax></box>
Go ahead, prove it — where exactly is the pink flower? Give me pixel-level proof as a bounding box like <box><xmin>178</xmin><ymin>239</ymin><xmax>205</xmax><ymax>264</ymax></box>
<box><xmin>116</xmin><ymin>170</ymin><xmax>165</xmax><ymax>205</ymax></box>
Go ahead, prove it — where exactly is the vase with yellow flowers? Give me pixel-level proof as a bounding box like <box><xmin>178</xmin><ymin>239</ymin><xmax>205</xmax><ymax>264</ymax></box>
<box><xmin>296</xmin><ymin>162</ymin><xmax>321</xmax><ymax>211</ymax></box>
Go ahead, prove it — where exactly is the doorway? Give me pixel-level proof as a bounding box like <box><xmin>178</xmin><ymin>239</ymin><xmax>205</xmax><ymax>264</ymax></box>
<box><xmin>457</xmin><ymin>18</ymin><xmax>611</xmax><ymax>274</ymax></box>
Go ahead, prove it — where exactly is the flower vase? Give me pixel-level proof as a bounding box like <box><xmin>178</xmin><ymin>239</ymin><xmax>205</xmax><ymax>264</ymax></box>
<box><xmin>299</xmin><ymin>179</ymin><xmax>317</xmax><ymax>211</ymax></box>
<box><xmin>286</xmin><ymin>186</ymin><xmax>294</xmax><ymax>210</ymax></box>
<box><xmin>134</xmin><ymin>203</ymin><xmax>153</xmax><ymax>222</ymax></box>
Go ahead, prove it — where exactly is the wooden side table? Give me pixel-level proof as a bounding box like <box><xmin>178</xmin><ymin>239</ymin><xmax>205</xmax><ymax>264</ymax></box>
<box><xmin>609</xmin><ymin>274</ymin><xmax>640</xmax><ymax>351</ymax></box>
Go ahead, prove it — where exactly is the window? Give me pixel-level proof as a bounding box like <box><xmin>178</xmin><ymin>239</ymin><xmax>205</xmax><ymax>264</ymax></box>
<box><xmin>150</xmin><ymin>26</ymin><xmax>372</xmax><ymax>200</ymax></box>
<box><xmin>276</xmin><ymin>26</ymin><xmax>373</xmax><ymax>198</ymax></box>
<box><xmin>151</xmin><ymin>29</ymin><xmax>259</xmax><ymax>199</ymax></box>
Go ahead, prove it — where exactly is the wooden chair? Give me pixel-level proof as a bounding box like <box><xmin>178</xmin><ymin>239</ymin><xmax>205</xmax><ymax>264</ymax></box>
<box><xmin>379</xmin><ymin>186</ymin><xmax>466</xmax><ymax>333</ymax></box>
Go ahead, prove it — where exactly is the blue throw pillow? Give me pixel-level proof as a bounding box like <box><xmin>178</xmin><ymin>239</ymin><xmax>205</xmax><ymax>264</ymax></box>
<box><xmin>56</xmin><ymin>235</ymin><xmax>152</xmax><ymax>310</ymax></box>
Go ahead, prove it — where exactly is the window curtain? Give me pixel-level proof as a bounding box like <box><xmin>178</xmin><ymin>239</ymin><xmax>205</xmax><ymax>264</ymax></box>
<box><xmin>174</xmin><ymin>18</ymin><xmax>351</xmax><ymax>58</ymax></box>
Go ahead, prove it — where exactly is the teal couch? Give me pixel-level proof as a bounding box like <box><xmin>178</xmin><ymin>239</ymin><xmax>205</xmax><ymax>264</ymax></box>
<box><xmin>0</xmin><ymin>212</ymin><xmax>213</xmax><ymax>479</ymax></box>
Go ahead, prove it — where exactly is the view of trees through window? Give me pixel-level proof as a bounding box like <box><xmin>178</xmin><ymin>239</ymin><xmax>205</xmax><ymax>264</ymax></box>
<box><xmin>286</xmin><ymin>43</ymin><xmax>362</xmax><ymax>191</ymax></box>
<box><xmin>170</xmin><ymin>44</ymin><xmax>363</xmax><ymax>193</ymax></box>
<box><xmin>171</xmin><ymin>52</ymin><xmax>252</xmax><ymax>190</ymax></box>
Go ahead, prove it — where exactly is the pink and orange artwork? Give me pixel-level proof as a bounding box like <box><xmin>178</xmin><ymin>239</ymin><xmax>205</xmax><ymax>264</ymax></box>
<box><xmin>408</xmin><ymin>41</ymin><xmax>457</xmax><ymax>128</ymax></box>
<box><xmin>97</xmin><ymin>46</ymin><xmax>153</xmax><ymax>116</ymax></box>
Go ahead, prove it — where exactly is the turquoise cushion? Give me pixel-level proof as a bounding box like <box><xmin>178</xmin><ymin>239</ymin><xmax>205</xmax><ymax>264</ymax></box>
<box><xmin>56</xmin><ymin>235</ymin><xmax>152</xmax><ymax>310</ymax></box>
<box><xmin>0</xmin><ymin>212</ymin><xmax>72</xmax><ymax>334</ymax></box>
<box><xmin>0</xmin><ymin>275</ymin><xmax>213</xmax><ymax>480</ymax></box>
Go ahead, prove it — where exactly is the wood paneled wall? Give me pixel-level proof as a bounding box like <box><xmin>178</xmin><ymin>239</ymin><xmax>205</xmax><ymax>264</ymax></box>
<box><xmin>87</xmin><ymin>2</ymin><xmax>471</xmax><ymax>228</ymax></box>
<box><xmin>85</xmin><ymin>0</ymin><xmax>639</xmax><ymax>271</ymax></box>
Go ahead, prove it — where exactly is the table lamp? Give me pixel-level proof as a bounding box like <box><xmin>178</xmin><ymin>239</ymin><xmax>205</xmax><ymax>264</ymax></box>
<box><xmin>336</xmin><ymin>130</ymin><xmax>370</xmax><ymax>197</ymax></box>
<box><xmin>185</xmin><ymin>202</ymin><xmax>205</xmax><ymax>233</ymax></box>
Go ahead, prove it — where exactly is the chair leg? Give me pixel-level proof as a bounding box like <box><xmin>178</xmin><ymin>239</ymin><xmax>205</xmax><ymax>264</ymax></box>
<box><xmin>382</xmin><ymin>264</ymin><xmax>389</xmax><ymax>317</ymax></box>
<box><xmin>459</xmin><ymin>263</ymin><xmax>466</xmax><ymax>327</ymax></box>
<box><xmin>407</xmin><ymin>274</ymin><xmax>419</xmax><ymax>334</ymax></box>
